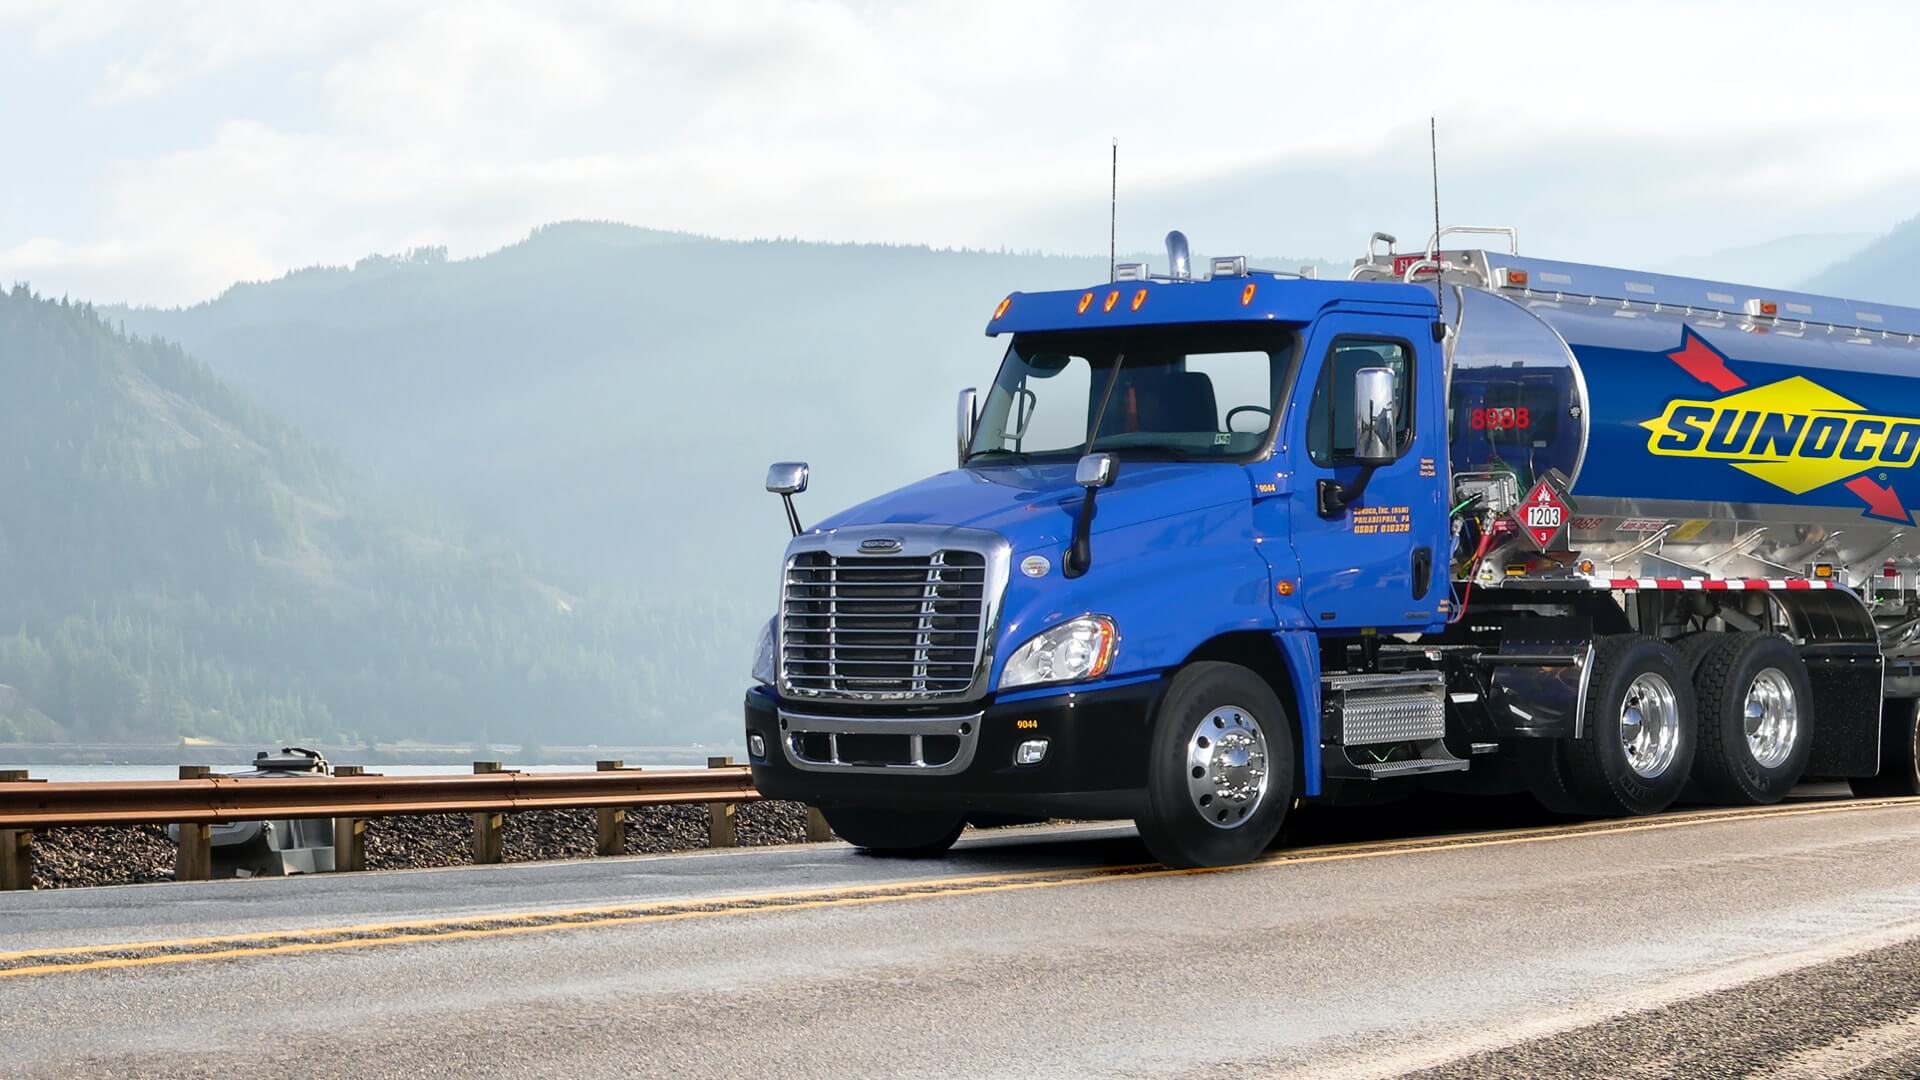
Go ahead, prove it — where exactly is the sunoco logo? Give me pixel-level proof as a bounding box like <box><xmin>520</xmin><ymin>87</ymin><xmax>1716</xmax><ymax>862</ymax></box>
<box><xmin>1638</xmin><ymin>329</ymin><xmax>1915</xmax><ymax>521</ymax></box>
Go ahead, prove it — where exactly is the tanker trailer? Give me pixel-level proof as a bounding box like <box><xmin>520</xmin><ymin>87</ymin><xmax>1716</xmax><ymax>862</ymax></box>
<box><xmin>745</xmin><ymin>227</ymin><xmax>1920</xmax><ymax>869</ymax></box>
<box><xmin>1354</xmin><ymin>230</ymin><xmax>1920</xmax><ymax>813</ymax></box>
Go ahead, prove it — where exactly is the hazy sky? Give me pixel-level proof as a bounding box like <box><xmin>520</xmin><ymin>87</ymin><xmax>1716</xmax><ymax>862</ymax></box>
<box><xmin>5</xmin><ymin>0</ymin><xmax>1920</xmax><ymax>306</ymax></box>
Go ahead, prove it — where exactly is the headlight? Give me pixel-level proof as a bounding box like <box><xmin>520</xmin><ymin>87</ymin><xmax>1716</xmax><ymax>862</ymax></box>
<box><xmin>751</xmin><ymin>618</ymin><xmax>777</xmax><ymax>685</ymax></box>
<box><xmin>1000</xmin><ymin>615</ymin><xmax>1118</xmax><ymax>689</ymax></box>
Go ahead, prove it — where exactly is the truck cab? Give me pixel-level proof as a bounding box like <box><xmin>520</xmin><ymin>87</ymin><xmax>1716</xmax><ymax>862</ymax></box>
<box><xmin>746</xmin><ymin>230</ymin><xmax>1920</xmax><ymax>868</ymax></box>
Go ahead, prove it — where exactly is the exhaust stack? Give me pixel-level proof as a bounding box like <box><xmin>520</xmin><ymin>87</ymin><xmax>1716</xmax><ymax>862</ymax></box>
<box><xmin>1165</xmin><ymin>230</ymin><xmax>1190</xmax><ymax>280</ymax></box>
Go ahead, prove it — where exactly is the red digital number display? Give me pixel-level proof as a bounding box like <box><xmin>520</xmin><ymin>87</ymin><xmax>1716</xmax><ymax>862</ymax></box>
<box><xmin>1470</xmin><ymin>407</ymin><xmax>1531</xmax><ymax>431</ymax></box>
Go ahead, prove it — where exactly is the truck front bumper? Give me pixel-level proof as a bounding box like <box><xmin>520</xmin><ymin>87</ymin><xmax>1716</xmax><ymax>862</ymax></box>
<box><xmin>743</xmin><ymin>678</ymin><xmax>1162</xmax><ymax>820</ymax></box>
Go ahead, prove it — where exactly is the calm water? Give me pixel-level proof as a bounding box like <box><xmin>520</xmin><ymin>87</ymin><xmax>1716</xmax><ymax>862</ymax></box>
<box><xmin>4</xmin><ymin>763</ymin><xmax>642</xmax><ymax>783</ymax></box>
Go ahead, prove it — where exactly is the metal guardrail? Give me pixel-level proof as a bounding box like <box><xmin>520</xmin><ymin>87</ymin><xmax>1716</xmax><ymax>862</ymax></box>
<box><xmin>0</xmin><ymin>760</ymin><xmax>830</xmax><ymax>890</ymax></box>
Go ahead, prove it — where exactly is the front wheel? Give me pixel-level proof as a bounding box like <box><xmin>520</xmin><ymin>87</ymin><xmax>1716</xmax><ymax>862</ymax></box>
<box><xmin>821</xmin><ymin>806</ymin><xmax>965</xmax><ymax>857</ymax></box>
<box><xmin>1134</xmin><ymin>661</ymin><xmax>1295</xmax><ymax>868</ymax></box>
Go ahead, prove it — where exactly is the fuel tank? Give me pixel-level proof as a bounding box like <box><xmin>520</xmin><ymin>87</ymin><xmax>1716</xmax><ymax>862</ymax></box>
<box><xmin>1442</xmin><ymin>269</ymin><xmax>1920</xmax><ymax>582</ymax></box>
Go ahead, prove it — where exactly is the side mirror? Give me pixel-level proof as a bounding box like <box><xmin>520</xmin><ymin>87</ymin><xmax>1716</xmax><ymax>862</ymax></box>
<box><xmin>1352</xmin><ymin>367</ymin><xmax>1400</xmax><ymax>466</ymax></box>
<box><xmin>765</xmin><ymin>461</ymin><xmax>809</xmax><ymax>537</ymax></box>
<box><xmin>765</xmin><ymin>462</ymin><xmax>809</xmax><ymax>495</ymax></box>
<box><xmin>1075</xmin><ymin>452</ymin><xmax>1117</xmax><ymax>489</ymax></box>
<box><xmin>1064</xmin><ymin>453</ymin><xmax>1117</xmax><ymax>579</ymax></box>
<box><xmin>956</xmin><ymin>388</ymin><xmax>978</xmax><ymax>466</ymax></box>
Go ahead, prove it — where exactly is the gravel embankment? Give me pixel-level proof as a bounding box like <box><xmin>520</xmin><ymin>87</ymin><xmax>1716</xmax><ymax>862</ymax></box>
<box><xmin>1400</xmin><ymin>935</ymin><xmax>1920</xmax><ymax>1080</ymax></box>
<box><xmin>26</xmin><ymin>801</ymin><xmax>816</xmax><ymax>889</ymax></box>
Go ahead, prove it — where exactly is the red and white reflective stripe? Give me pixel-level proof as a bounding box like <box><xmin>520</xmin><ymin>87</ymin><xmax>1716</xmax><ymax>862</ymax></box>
<box><xmin>1586</xmin><ymin>576</ymin><xmax>1833</xmax><ymax>591</ymax></box>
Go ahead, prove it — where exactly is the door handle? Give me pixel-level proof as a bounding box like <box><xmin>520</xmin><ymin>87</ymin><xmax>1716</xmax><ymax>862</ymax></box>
<box><xmin>1412</xmin><ymin>546</ymin><xmax>1433</xmax><ymax>599</ymax></box>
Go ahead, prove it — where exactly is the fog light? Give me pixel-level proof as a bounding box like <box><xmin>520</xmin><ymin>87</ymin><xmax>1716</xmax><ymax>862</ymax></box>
<box><xmin>1014</xmin><ymin>739</ymin><xmax>1049</xmax><ymax>766</ymax></box>
<box><xmin>748</xmin><ymin>733</ymin><xmax>767</xmax><ymax>759</ymax></box>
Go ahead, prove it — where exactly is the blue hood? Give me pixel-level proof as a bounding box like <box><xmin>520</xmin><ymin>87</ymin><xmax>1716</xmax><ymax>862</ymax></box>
<box><xmin>811</xmin><ymin>461</ymin><xmax>1252</xmax><ymax>553</ymax></box>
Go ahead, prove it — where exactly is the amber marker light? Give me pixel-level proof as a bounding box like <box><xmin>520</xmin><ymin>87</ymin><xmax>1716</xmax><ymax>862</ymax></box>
<box><xmin>993</xmin><ymin>296</ymin><xmax>1013</xmax><ymax>320</ymax></box>
<box><xmin>1076</xmin><ymin>291</ymin><xmax>1094</xmax><ymax>315</ymax></box>
<box><xmin>1241</xmin><ymin>283</ymin><xmax>1257</xmax><ymax>306</ymax></box>
<box><xmin>1130</xmin><ymin>288</ymin><xmax>1148</xmax><ymax>312</ymax></box>
<box><xmin>1102</xmin><ymin>289</ymin><xmax>1121</xmax><ymax>313</ymax></box>
<box><xmin>1276</xmin><ymin>579</ymin><xmax>1296</xmax><ymax>597</ymax></box>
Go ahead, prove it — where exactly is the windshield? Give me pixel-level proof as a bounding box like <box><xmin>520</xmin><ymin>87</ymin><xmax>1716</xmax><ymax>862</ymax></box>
<box><xmin>966</xmin><ymin>325</ymin><xmax>1300</xmax><ymax>463</ymax></box>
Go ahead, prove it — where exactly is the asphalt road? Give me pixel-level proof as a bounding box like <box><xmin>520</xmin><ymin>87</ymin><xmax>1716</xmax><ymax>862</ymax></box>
<box><xmin>7</xmin><ymin>794</ymin><xmax>1920</xmax><ymax>1078</ymax></box>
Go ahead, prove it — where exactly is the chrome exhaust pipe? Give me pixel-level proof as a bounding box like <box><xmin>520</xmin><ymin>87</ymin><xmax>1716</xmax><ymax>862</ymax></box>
<box><xmin>1165</xmin><ymin>230</ymin><xmax>1190</xmax><ymax>280</ymax></box>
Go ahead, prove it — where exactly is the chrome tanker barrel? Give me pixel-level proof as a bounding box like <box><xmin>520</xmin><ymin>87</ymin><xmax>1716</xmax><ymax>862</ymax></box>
<box><xmin>1441</xmin><ymin>265</ymin><xmax>1920</xmax><ymax>597</ymax></box>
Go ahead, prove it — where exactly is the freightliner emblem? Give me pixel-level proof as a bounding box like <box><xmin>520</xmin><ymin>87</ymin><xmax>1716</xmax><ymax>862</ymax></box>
<box><xmin>859</xmin><ymin>538</ymin><xmax>903</xmax><ymax>553</ymax></box>
<box><xmin>1640</xmin><ymin>329</ymin><xmax>1920</xmax><ymax>522</ymax></box>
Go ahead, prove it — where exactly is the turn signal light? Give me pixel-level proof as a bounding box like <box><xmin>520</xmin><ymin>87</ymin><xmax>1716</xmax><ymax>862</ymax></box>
<box><xmin>1276</xmin><ymin>579</ymin><xmax>1295</xmax><ymax>597</ymax></box>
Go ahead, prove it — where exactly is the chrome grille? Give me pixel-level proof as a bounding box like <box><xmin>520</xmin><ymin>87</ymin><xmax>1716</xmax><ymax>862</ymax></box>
<box><xmin>781</xmin><ymin>549</ymin><xmax>988</xmax><ymax>700</ymax></box>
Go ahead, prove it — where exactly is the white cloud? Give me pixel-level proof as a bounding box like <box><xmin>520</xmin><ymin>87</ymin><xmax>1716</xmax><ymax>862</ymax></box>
<box><xmin>6</xmin><ymin>0</ymin><xmax>1920</xmax><ymax>304</ymax></box>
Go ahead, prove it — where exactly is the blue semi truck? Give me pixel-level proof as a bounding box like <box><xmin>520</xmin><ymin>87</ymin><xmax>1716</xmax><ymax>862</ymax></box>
<box><xmin>744</xmin><ymin>227</ymin><xmax>1920</xmax><ymax>868</ymax></box>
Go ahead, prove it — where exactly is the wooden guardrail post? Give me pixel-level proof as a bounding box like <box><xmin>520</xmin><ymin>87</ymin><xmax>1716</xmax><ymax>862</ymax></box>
<box><xmin>805</xmin><ymin>806</ymin><xmax>834</xmax><ymax>843</ymax></box>
<box><xmin>1</xmin><ymin>770</ymin><xmax>32</xmax><ymax>890</ymax></box>
<box><xmin>707</xmin><ymin>756</ymin><xmax>737</xmax><ymax>847</ymax></box>
<box><xmin>595</xmin><ymin>760</ymin><xmax>628</xmax><ymax>856</ymax></box>
<box><xmin>332</xmin><ymin>765</ymin><xmax>367</xmax><ymax>872</ymax></box>
<box><xmin>472</xmin><ymin>761</ymin><xmax>505</xmax><ymax>864</ymax></box>
<box><xmin>174</xmin><ymin>765</ymin><xmax>213</xmax><ymax>881</ymax></box>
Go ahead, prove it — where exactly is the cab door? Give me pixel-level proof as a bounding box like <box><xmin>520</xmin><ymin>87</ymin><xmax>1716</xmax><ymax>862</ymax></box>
<box><xmin>1283</xmin><ymin>311</ymin><xmax>1449</xmax><ymax>632</ymax></box>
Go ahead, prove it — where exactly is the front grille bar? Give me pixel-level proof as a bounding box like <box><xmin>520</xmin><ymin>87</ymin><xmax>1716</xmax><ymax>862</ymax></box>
<box><xmin>780</xmin><ymin>544</ymin><xmax>990</xmax><ymax>702</ymax></box>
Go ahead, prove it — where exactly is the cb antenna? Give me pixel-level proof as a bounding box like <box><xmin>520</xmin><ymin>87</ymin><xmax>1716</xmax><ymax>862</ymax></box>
<box><xmin>1429</xmin><ymin>116</ymin><xmax>1445</xmax><ymax>331</ymax></box>
<box><xmin>1109</xmin><ymin>138</ymin><xmax>1118</xmax><ymax>281</ymax></box>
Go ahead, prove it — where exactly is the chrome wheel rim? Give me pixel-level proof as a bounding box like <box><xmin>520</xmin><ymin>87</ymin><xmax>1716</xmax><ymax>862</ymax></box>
<box><xmin>1186</xmin><ymin>705</ymin><xmax>1269</xmax><ymax>829</ymax></box>
<box><xmin>1619</xmin><ymin>672</ymin><xmax>1681</xmax><ymax>780</ymax></box>
<box><xmin>1744</xmin><ymin>667</ymin><xmax>1799</xmax><ymax>769</ymax></box>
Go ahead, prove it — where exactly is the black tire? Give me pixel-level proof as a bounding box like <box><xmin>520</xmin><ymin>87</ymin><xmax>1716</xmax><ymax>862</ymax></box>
<box><xmin>1559</xmin><ymin>635</ymin><xmax>1697</xmax><ymax>816</ymax></box>
<box><xmin>1851</xmin><ymin>698</ymin><xmax>1920</xmax><ymax>797</ymax></box>
<box><xmin>1520</xmin><ymin>738</ymin><xmax>1590</xmax><ymax>816</ymax></box>
<box><xmin>1134</xmin><ymin>661</ymin><xmax>1295</xmax><ymax>868</ymax></box>
<box><xmin>822</xmin><ymin>806</ymin><xmax>965</xmax><ymax>856</ymax></box>
<box><xmin>1676</xmin><ymin>631</ymin><xmax>1721</xmax><ymax>678</ymax></box>
<box><xmin>1688</xmin><ymin>633</ymin><xmax>1813</xmax><ymax>805</ymax></box>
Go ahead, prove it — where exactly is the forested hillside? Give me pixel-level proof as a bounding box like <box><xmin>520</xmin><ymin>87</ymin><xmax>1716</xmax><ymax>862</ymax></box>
<box><xmin>1799</xmin><ymin>215</ymin><xmax>1920</xmax><ymax>305</ymax></box>
<box><xmin>111</xmin><ymin>224</ymin><xmax>1335</xmax><ymax>596</ymax></box>
<box><xmin>0</xmin><ymin>286</ymin><xmax>744</xmax><ymax>746</ymax></box>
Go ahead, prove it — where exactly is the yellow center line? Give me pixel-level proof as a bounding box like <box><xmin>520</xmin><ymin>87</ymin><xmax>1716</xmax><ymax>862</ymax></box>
<box><xmin>5</xmin><ymin>795</ymin><xmax>1916</xmax><ymax>980</ymax></box>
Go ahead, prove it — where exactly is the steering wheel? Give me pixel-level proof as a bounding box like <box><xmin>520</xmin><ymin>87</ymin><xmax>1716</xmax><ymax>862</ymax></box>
<box><xmin>1224</xmin><ymin>405</ymin><xmax>1272</xmax><ymax>433</ymax></box>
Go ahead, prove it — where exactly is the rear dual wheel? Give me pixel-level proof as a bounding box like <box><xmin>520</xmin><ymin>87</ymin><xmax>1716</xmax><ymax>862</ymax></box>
<box><xmin>1527</xmin><ymin>635</ymin><xmax>1696</xmax><ymax>816</ymax></box>
<box><xmin>1688</xmin><ymin>633</ymin><xmax>1812</xmax><ymax>805</ymax></box>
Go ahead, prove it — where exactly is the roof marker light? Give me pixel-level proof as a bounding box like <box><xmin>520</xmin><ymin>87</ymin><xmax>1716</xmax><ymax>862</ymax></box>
<box><xmin>1076</xmin><ymin>291</ymin><xmax>1094</xmax><ymax>315</ymax></box>
<box><xmin>1496</xmin><ymin>268</ymin><xmax>1529</xmax><ymax>289</ymax></box>
<box><xmin>1241</xmin><ymin>282</ymin><xmax>1257</xmax><ymax>306</ymax></box>
<box><xmin>992</xmin><ymin>296</ymin><xmax>1012</xmax><ymax>320</ymax></box>
<box><xmin>1102</xmin><ymin>289</ymin><xmax>1121</xmax><ymax>313</ymax></box>
<box><xmin>1746</xmin><ymin>298</ymin><xmax>1779</xmax><ymax>320</ymax></box>
<box><xmin>1130</xmin><ymin>288</ymin><xmax>1148</xmax><ymax>312</ymax></box>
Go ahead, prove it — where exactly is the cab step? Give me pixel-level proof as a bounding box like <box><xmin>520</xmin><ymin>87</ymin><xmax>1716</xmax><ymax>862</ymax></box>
<box><xmin>1348</xmin><ymin>739</ymin><xmax>1470</xmax><ymax>779</ymax></box>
